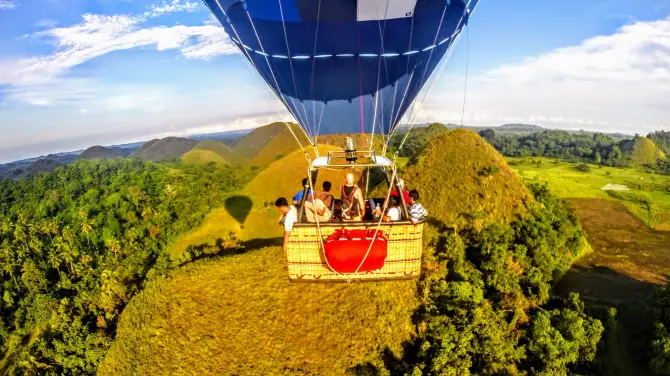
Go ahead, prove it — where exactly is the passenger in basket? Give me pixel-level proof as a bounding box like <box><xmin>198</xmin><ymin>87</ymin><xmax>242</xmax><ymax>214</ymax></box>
<box><xmin>304</xmin><ymin>198</ymin><xmax>332</xmax><ymax>223</ymax></box>
<box><xmin>373</xmin><ymin>196</ymin><xmax>400</xmax><ymax>222</ymax></box>
<box><xmin>408</xmin><ymin>189</ymin><xmax>428</xmax><ymax>224</ymax></box>
<box><xmin>390</xmin><ymin>178</ymin><xmax>410</xmax><ymax>205</ymax></box>
<box><xmin>332</xmin><ymin>199</ymin><xmax>344</xmax><ymax>222</ymax></box>
<box><xmin>339</xmin><ymin>173</ymin><xmax>365</xmax><ymax>221</ymax></box>
<box><xmin>314</xmin><ymin>181</ymin><xmax>334</xmax><ymax>210</ymax></box>
<box><xmin>293</xmin><ymin>178</ymin><xmax>313</xmax><ymax>205</ymax></box>
<box><xmin>275</xmin><ymin>197</ymin><xmax>298</xmax><ymax>254</ymax></box>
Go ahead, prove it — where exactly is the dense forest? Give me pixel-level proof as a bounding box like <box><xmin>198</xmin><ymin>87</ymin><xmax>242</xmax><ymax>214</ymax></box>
<box><xmin>480</xmin><ymin>130</ymin><xmax>668</xmax><ymax>173</ymax></box>
<box><xmin>649</xmin><ymin>131</ymin><xmax>670</xmax><ymax>155</ymax></box>
<box><xmin>365</xmin><ymin>182</ymin><xmax>604</xmax><ymax>375</ymax></box>
<box><xmin>0</xmin><ymin>159</ymin><xmax>256</xmax><ymax>374</ymax></box>
<box><xmin>391</xmin><ymin>124</ymin><xmax>668</xmax><ymax>174</ymax></box>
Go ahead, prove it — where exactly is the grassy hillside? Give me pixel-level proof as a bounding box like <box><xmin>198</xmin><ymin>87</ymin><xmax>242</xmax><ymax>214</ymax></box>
<box><xmin>233</xmin><ymin>122</ymin><xmax>304</xmax><ymax>160</ymax></box>
<box><xmin>245</xmin><ymin>144</ymin><xmax>347</xmax><ymax>203</ymax></box>
<box><xmin>131</xmin><ymin>137</ymin><xmax>198</xmax><ymax>162</ymax></box>
<box><xmin>192</xmin><ymin>140</ymin><xmax>247</xmax><ymax>164</ymax></box>
<box><xmin>168</xmin><ymin>144</ymin><xmax>347</xmax><ymax>258</ymax></box>
<box><xmin>234</xmin><ymin>122</ymin><xmax>385</xmax><ymax>168</ymax></box>
<box><xmin>402</xmin><ymin>129</ymin><xmax>532</xmax><ymax>228</ymax></box>
<box><xmin>181</xmin><ymin>140</ymin><xmax>248</xmax><ymax>167</ymax></box>
<box><xmin>99</xmin><ymin>248</ymin><xmax>418</xmax><ymax>375</ymax></box>
<box><xmin>250</xmin><ymin>125</ymin><xmax>310</xmax><ymax>167</ymax></box>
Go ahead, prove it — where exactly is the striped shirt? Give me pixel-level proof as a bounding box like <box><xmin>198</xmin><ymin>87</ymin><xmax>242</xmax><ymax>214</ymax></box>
<box><xmin>409</xmin><ymin>202</ymin><xmax>428</xmax><ymax>222</ymax></box>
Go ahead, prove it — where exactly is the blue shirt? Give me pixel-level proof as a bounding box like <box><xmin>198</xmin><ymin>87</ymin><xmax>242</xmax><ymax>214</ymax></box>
<box><xmin>293</xmin><ymin>190</ymin><xmax>313</xmax><ymax>203</ymax></box>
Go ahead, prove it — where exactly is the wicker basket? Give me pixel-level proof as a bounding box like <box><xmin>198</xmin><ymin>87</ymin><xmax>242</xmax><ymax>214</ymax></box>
<box><xmin>286</xmin><ymin>221</ymin><xmax>423</xmax><ymax>282</ymax></box>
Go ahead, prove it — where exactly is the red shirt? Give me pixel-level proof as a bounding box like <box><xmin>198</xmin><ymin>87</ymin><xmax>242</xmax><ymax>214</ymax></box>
<box><xmin>390</xmin><ymin>190</ymin><xmax>410</xmax><ymax>205</ymax></box>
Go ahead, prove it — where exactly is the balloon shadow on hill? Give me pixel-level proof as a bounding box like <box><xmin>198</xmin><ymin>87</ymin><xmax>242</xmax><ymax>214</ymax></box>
<box><xmin>225</xmin><ymin>195</ymin><xmax>253</xmax><ymax>229</ymax></box>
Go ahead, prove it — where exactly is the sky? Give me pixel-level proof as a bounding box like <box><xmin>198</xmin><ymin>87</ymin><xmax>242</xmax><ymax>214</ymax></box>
<box><xmin>0</xmin><ymin>0</ymin><xmax>669</xmax><ymax>163</ymax></box>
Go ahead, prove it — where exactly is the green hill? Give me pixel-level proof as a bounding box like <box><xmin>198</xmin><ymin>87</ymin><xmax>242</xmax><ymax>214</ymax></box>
<box><xmin>620</xmin><ymin>136</ymin><xmax>665</xmax><ymax>165</ymax></box>
<box><xmin>98</xmin><ymin>249</ymin><xmax>418</xmax><ymax>375</ymax></box>
<box><xmin>78</xmin><ymin>145</ymin><xmax>123</xmax><ymax>160</ymax></box>
<box><xmin>131</xmin><ymin>137</ymin><xmax>198</xmax><ymax>162</ymax></box>
<box><xmin>181</xmin><ymin>140</ymin><xmax>247</xmax><ymax>166</ymax></box>
<box><xmin>402</xmin><ymin>129</ymin><xmax>532</xmax><ymax>228</ymax></box>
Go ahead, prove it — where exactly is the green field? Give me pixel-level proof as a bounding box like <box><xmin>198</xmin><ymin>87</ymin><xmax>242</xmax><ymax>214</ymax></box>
<box><xmin>507</xmin><ymin>157</ymin><xmax>670</xmax><ymax>230</ymax></box>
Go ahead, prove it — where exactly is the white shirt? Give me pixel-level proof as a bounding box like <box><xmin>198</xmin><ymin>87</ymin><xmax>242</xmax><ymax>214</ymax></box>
<box><xmin>386</xmin><ymin>207</ymin><xmax>400</xmax><ymax>221</ymax></box>
<box><xmin>409</xmin><ymin>202</ymin><xmax>428</xmax><ymax>222</ymax></box>
<box><xmin>283</xmin><ymin>206</ymin><xmax>298</xmax><ymax>232</ymax></box>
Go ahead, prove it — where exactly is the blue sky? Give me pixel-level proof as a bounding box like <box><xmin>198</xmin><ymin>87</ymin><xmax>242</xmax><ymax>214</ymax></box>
<box><xmin>0</xmin><ymin>0</ymin><xmax>669</xmax><ymax>163</ymax></box>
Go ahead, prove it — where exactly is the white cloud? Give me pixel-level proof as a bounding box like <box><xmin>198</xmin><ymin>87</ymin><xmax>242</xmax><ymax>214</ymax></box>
<box><xmin>1</xmin><ymin>13</ymin><xmax>237</xmax><ymax>87</ymax></box>
<box><xmin>416</xmin><ymin>18</ymin><xmax>670</xmax><ymax>133</ymax></box>
<box><xmin>146</xmin><ymin>0</ymin><xmax>199</xmax><ymax>18</ymax></box>
<box><xmin>0</xmin><ymin>0</ymin><xmax>18</xmax><ymax>9</ymax></box>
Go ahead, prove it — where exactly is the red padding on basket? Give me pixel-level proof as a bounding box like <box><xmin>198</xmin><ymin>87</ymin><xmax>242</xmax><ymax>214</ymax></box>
<box><xmin>324</xmin><ymin>229</ymin><xmax>388</xmax><ymax>273</ymax></box>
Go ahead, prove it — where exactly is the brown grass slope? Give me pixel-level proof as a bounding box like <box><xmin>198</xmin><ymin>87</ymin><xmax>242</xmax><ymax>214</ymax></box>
<box><xmin>181</xmin><ymin>140</ymin><xmax>248</xmax><ymax>166</ymax></box>
<box><xmin>244</xmin><ymin>144</ymin><xmax>346</xmax><ymax>205</ymax></box>
<box><xmin>620</xmin><ymin>136</ymin><xmax>666</xmax><ymax>166</ymax></box>
<box><xmin>402</xmin><ymin>129</ymin><xmax>532</xmax><ymax>228</ymax></box>
<box><xmin>250</xmin><ymin>125</ymin><xmax>311</xmax><ymax>167</ymax></box>
<box><xmin>252</xmin><ymin>131</ymin><xmax>388</xmax><ymax>168</ymax></box>
<box><xmin>235</xmin><ymin>120</ymin><xmax>386</xmax><ymax>167</ymax></box>
<box><xmin>99</xmin><ymin>248</ymin><xmax>418</xmax><ymax>376</ymax></box>
<box><xmin>233</xmin><ymin>122</ymin><xmax>303</xmax><ymax>160</ymax></box>
<box><xmin>131</xmin><ymin>137</ymin><xmax>198</xmax><ymax>162</ymax></box>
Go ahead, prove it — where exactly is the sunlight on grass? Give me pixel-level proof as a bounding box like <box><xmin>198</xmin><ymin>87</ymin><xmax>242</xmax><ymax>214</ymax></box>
<box><xmin>99</xmin><ymin>248</ymin><xmax>419</xmax><ymax>375</ymax></box>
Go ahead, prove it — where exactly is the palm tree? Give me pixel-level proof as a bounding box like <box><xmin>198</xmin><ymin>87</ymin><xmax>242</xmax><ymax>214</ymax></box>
<box><xmin>46</xmin><ymin>249</ymin><xmax>62</xmax><ymax>276</ymax></box>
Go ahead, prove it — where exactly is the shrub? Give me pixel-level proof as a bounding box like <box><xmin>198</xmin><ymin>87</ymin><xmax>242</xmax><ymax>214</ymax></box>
<box><xmin>575</xmin><ymin>163</ymin><xmax>592</xmax><ymax>173</ymax></box>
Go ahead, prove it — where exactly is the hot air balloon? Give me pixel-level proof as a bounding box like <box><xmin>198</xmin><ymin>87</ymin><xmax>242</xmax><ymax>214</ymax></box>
<box><xmin>203</xmin><ymin>0</ymin><xmax>479</xmax><ymax>282</ymax></box>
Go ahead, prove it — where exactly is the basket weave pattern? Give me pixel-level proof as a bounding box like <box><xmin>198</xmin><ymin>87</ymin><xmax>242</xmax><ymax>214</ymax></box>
<box><xmin>286</xmin><ymin>223</ymin><xmax>423</xmax><ymax>281</ymax></box>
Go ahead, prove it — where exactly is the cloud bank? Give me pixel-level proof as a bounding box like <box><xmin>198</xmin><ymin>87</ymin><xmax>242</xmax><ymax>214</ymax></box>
<box><xmin>0</xmin><ymin>0</ymin><xmax>17</xmax><ymax>9</ymax></box>
<box><xmin>2</xmin><ymin>3</ymin><xmax>235</xmax><ymax>87</ymax></box>
<box><xmin>417</xmin><ymin>17</ymin><xmax>670</xmax><ymax>133</ymax></box>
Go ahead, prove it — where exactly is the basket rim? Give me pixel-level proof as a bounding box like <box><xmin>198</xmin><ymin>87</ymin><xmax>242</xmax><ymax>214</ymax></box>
<box><xmin>293</xmin><ymin>220</ymin><xmax>424</xmax><ymax>228</ymax></box>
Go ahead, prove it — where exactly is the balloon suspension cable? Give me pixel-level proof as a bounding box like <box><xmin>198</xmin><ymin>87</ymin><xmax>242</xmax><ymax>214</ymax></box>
<box><xmin>308</xmin><ymin>0</ymin><xmax>323</xmax><ymax>142</ymax></box>
<box><xmin>207</xmin><ymin>0</ymin><xmax>312</xmax><ymax>146</ymax></box>
<box><xmin>390</xmin><ymin>1</ymin><xmax>473</xmax><ymax>153</ymax></box>
<box><xmin>243</xmin><ymin>7</ymin><xmax>314</xmax><ymax>143</ymax></box>
<box><xmin>277</xmin><ymin>0</ymin><xmax>313</xmax><ymax>142</ymax></box>
<box><xmin>396</xmin><ymin>11</ymin><xmax>470</xmax><ymax>153</ymax></box>
<box><xmin>282</xmin><ymin>121</ymin><xmax>307</xmax><ymax>154</ymax></box>
<box><xmin>461</xmin><ymin>25</ymin><xmax>470</xmax><ymax>127</ymax></box>
<box><xmin>368</xmin><ymin>0</ymin><xmax>393</xmax><ymax>154</ymax></box>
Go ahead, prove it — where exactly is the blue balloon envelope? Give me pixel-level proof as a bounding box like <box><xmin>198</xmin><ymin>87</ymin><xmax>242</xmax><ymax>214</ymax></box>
<box><xmin>204</xmin><ymin>0</ymin><xmax>478</xmax><ymax>143</ymax></box>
